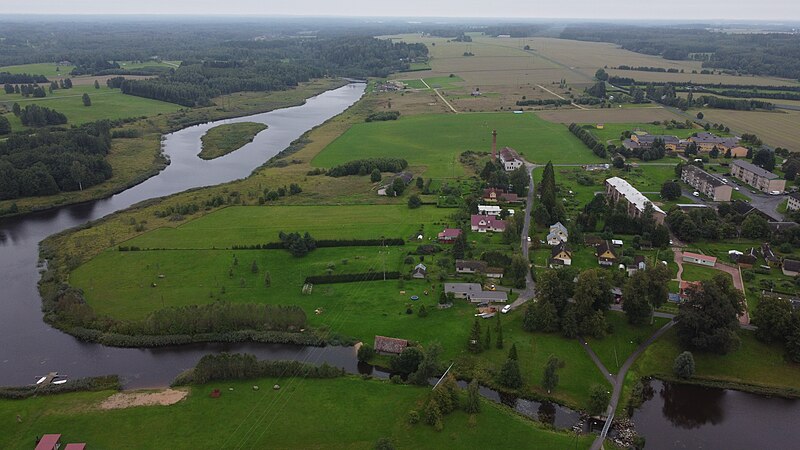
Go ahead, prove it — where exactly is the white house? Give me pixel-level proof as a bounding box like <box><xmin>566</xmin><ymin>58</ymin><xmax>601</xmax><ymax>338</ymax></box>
<box><xmin>477</xmin><ymin>205</ymin><xmax>502</xmax><ymax>216</ymax></box>
<box><xmin>547</xmin><ymin>222</ymin><xmax>569</xmax><ymax>245</ymax></box>
<box><xmin>498</xmin><ymin>147</ymin><xmax>524</xmax><ymax>171</ymax></box>
<box><xmin>471</xmin><ymin>215</ymin><xmax>506</xmax><ymax>233</ymax></box>
<box><xmin>682</xmin><ymin>252</ymin><xmax>717</xmax><ymax>267</ymax></box>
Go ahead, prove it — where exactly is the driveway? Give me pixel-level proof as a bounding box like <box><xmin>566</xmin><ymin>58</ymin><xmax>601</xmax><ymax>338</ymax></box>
<box><xmin>509</xmin><ymin>163</ymin><xmax>537</xmax><ymax>309</ymax></box>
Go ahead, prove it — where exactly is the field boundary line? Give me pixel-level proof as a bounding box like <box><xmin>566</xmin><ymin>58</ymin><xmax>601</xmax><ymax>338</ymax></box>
<box><xmin>420</xmin><ymin>78</ymin><xmax>458</xmax><ymax>113</ymax></box>
<box><xmin>536</xmin><ymin>84</ymin><xmax>587</xmax><ymax>110</ymax></box>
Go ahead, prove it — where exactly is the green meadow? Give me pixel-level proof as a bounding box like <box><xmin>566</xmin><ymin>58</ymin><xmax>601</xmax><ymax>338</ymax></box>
<box><xmin>312</xmin><ymin>112</ymin><xmax>603</xmax><ymax>178</ymax></box>
<box><xmin>0</xmin><ymin>84</ymin><xmax>182</xmax><ymax>130</ymax></box>
<box><xmin>0</xmin><ymin>376</ymin><xmax>593</xmax><ymax>450</ymax></box>
<box><xmin>199</xmin><ymin>122</ymin><xmax>268</xmax><ymax>160</ymax></box>
<box><xmin>0</xmin><ymin>62</ymin><xmax>75</xmax><ymax>77</ymax></box>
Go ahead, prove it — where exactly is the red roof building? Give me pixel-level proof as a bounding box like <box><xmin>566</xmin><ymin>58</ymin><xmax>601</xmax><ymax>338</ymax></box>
<box><xmin>64</xmin><ymin>445</ymin><xmax>87</xmax><ymax>450</ymax></box>
<box><xmin>679</xmin><ymin>280</ymin><xmax>702</xmax><ymax>300</ymax></box>
<box><xmin>438</xmin><ymin>228</ymin><xmax>462</xmax><ymax>243</ymax></box>
<box><xmin>682</xmin><ymin>251</ymin><xmax>717</xmax><ymax>267</ymax></box>
<box><xmin>470</xmin><ymin>215</ymin><xmax>506</xmax><ymax>233</ymax></box>
<box><xmin>482</xmin><ymin>188</ymin><xmax>520</xmax><ymax>203</ymax></box>
<box><xmin>36</xmin><ymin>435</ymin><xmax>62</xmax><ymax>450</ymax></box>
<box><xmin>374</xmin><ymin>336</ymin><xmax>409</xmax><ymax>354</ymax></box>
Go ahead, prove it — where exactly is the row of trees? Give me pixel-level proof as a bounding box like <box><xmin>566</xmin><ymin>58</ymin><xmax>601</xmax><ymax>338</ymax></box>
<box><xmin>532</xmin><ymin>161</ymin><xmax>566</xmax><ymax>226</ymax></box>
<box><xmin>326</xmin><ymin>158</ymin><xmax>408</xmax><ymax>177</ymax></box>
<box><xmin>567</xmin><ymin>123</ymin><xmax>606</xmax><ymax>158</ymax></box>
<box><xmin>278</xmin><ymin>231</ymin><xmax>317</xmax><ymax>257</ymax></box>
<box><xmin>15</xmin><ymin>104</ymin><xmax>68</xmax><ymax>127</ymax></box>
<box><xmin>0</xmin><ymin>72</ymin><xmax>49</xmax><ymax>83</ymax></box>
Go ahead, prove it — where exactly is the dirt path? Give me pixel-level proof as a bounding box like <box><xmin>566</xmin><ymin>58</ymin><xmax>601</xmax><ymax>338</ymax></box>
<box><xmin>420</xmin><ymin>78</ymin><xmax>458</xmax><ymax>113</ymax></box>
<box><xmin>99</xmin><ymin>388</ymin><xmax>188</xmax><ymax>410</ymax></box>
<box><xmin>536</xmin><ymin>84</ymin><xmax>587</xmax><ymax>110</ymax></box>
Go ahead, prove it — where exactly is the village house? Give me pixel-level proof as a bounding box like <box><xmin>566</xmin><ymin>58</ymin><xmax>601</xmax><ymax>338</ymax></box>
<box><xmin>681</xmin><ymin>164</ymin><xmax>732</xmax><ymax>202</ymax></box>
<box><xmin>624</xmin><ymin>133</ymin><xmax>683</xmax><ymax>152</ymax></box>
<box><xmin>547</xmin><ymin>222</ymin><xmax>569</xmax><ymax>245</ymax></box>
<box><xmin>605</xmin><ymin>177</ymin><xmax>666</xmax><ymax>224</ymax></box>
<box><xmin>731</xmin><ymin>160</ymin><xmax>786</xmax><ymax>194</ymax></box>
<box><xmin>729</xmin><ymin>248</ymin><xmax>758</xmax><ymax>268</ymax></box>
<box><xmin>482</xmin><ymin>187</ymin><xmax>520</xmax><ymax>203</ymax></box>
<box><xmin>456</xmin><ymin>259</ymin><xmax>487</xmax><ymax>274</ymax></box>
<box><xmin>477</xmin><ymin>204</ymin><xmax>502</xmax><ymax>216</ymax></box>
<box><xmin>471</xmin><ymin>215</ymin><xmax>506</xmax><ymax>233</ymax></box>
<box><xmin>437</xmin><ymin>228</ymin><xmax>462</xmax><ymax>243</ymax></box>
<box><xmin>627</xmin><ymin>255</ymin><xmax>647</xmax><ymax>275</ymax></box>
<box><xmin>485</xmin><ymin>267</ymin><xmax>504</xmax><ymax>278</ymax></box>
<box><xmin>498</xmin><ymin>147</ymin><xmax>524</xmax><ymax>171</ymax></box>
<box><xmin>374</xmin><ymin>336</ymin><xmax>409</xmax><ymax>355</ymax></box>
<box><xmin>596</xmin><ymin>241</ymin><xmax>618</xmax><ymax>266</ymax></box>
<box><xmin>762</xmin><ymin>243</ymin><xmax>780</xmax><ymax>265</ymax></box>
<box><xmin>688</xmin><ymin>132</ymin><xmax>740</xmax><ymax>152</ymax></box>
<box><xmin>729</xmin><ymin>146</ymin><xmax>749</xmax><ymax>158</ymax></box>
<box><xmin>679</xmin><ymin>280</ymin><xmax>702</xmax><ymax>301</ymax></box>
<box><xmin>411</xmin><ymin>263</ymin><xmax>427</xmax><ymax>279</ymax></box>
<box><xmin>551</xmin><ymin>242</ymin><xmax>572</xmax><ymax>266</ymax></box>
<box><xmin>444</xmin><ymin>282</ymin><xmax>482</xmax><ymax>299</ymax></box>
<box><xmin>468</xmin><ymin>290</ymin><xmax>508</xmax><ymax>304</ymax></box>
<box><xmin>783</xmin><ymin>259</ymin><xmax>800</xmax><ymax>277</ymax></box>
<box><xmin>788</xmin><ymin>192</ymin><xmax>800</xmax><ymax>212</ymax></box>
<box><xmin>682</xmin><ymin>251</ymin><xmax>717</xmax><ymax>267</ymax></box>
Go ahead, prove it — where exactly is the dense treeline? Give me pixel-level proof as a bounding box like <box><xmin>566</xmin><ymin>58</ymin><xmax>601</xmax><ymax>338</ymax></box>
<box><xmin>696</xmin><ymin>95</ymin><xmax>774</xmax><ymax>111</ymax></box>
<box><xmin>562</xmin><ymin>25</ymin><xmax>800</xmax><ymax>80</ymax></box>
<box><xmin>614</xmin><ymin>65</ymin><xmax>682</xmax><ymax>73</ymax></box>
<box><xmin>365</xmin><ymin>111</ymin><xmax>401</xmax><ymax>122</ymax></box>
<box><xmin>567</xmin><ymin>123</ymin><xmax>606</xmax><ymax>158</ymax></box>
<box><xmin>128</xmin><ymin>303</ymin><xmax>306</xmax><ymax>335</ymax></box>
<box><xmin>0</xmin><ymin>72</ymin><xmax>48</xmax><ymax>83</ymax></box>
<box><xmin>326</xmin><ymin>158</ymin><xmax>408</xmax><ymax>177</ymax></box>
<box><xmin>0</xmin><ymin>121</ymin><xmax>112</xmax><ymax>200</ymax></box>
<box><xmin>112</xmin><ymin>37</ymin><xmax>426</xmax><ymax>106</ymax></box>
<box><xmin>174</xmin><ymin>353</ymin><xmax>344</xmax><ymax>385</ymax></box>
<box><xmin>17</xmin><ymin>104</ymin><xmax>68</xmax><ymax>126</ymax></box>
<box><xmin>638</xmin><ymin>83</ymin><xmax>774</xmax><ymax>111</ymax></box>
<box><xmin>304</xmin><ymin>271</ymin><xmax>401</xmax><ymax>284</ymax></box>
<box><xmin>515</xmin><ymin>98</ymin><xmax>571</xmax><ymax>107</ymax></box>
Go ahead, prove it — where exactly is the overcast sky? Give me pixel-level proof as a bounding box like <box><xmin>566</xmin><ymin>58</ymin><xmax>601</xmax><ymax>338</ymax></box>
<box><xmin>10</xmin><ymin>0</ymin><xmax>800</xmax><ymax>22</ymax></box>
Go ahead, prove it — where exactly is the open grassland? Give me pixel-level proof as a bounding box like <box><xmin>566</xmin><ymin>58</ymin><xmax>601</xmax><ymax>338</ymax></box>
<box><xmin>631</xmin><ymin>328</ymin><xmax>800</xmax><ymax>395</ymax></box>
<box><xmin>0</xmin><ymin>376</ymin><xmax>593</xmax><ymax>450</ymax></box>
<box><xmin>0</xmin><ymin>78</ymin><xmax>346</xmax><ymax>216</ymax></box>
<box><xmin>312</xmin><ymin>112</ymin><xmax>602</xmax><ymax>178</ymax></box>
<box><xmin>199</xmin><ymin>122</ymin><xmax>268</xmax><ymax>160</ymax></box>
<box><xmin>587</xmin><ymin>312</ymin><xmax>670</xmax><ymax>374</ymax></box>
<box><xmin>537</xmin><ymin>107</ymin><xmax>681</xmax><ymax>124</ymax></box>
<box><xmin>688</xmin><ymin>108</ymin><xmax>800</xmax><ymax>150</ymax></box>
<box><xmin>0</xmin><ymin>62</ymin><xmax>75</xmax><ymax>77</ymax></box>
<box><xmin>0</xmin><ymin>84</ymin><xmax>182</xmax><ymax>131</ymax></box>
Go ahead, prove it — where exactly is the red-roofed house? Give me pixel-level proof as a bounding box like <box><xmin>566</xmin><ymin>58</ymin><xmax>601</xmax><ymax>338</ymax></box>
<box><xmin>679</xmin><ymin>280</ymin><xmax>702</xmax><ymax>300</ymax></box>
<box><xmin>471</xmin><ymin>215</ymin><xmax>506</xmax><ymax>233</ymax></box>
<box><xmin>36</xmin><ymin>435</ymin><xmax>62</xmax><ymax>450</ymax></box>
<box><xmin>682</xmin><ymin>252</ymin><xmax>717</xmax><ymax>267</ymax></box>
<box><xmin>482</xmin><ymin>188</ymin><xmax>520</xmax><ymax>203</ymax></box>
<box><xmin>64</xmin><ymin>444</ymin><xmax>87</xmax><ymax>450</ymax></box>
<box><xmin>498</xmin><ymin>146</ymin><xmax>524</xmax><ymax>171</ymax></box>
<box><xmin>374</xmin><ymin>336</ymin><xmax>409</xmax><ymax>355</ymax></box>
<box><xmin>438</xmin><ymin>228</ymin><xmax>462</xmax><ymax>243</ymax></box>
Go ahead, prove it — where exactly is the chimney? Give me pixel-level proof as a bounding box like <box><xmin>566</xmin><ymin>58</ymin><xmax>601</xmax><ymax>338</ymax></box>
<box><xmin>491</xmin><ymin>130</ymin><xmax>497</xmax><ymax>161</ymax></box>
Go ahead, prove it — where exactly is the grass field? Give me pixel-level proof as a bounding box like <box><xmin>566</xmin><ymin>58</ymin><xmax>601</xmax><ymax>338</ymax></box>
<box><xmin>688</xmin><ymin>108</ymin><xmax>800</xmax><ymax>150</ymax></box>
<box><xmin>0</xmin><ymin>84</ymin><xmax>182</xmax><ymax>131</ymax></box>
<box><xmin>0</xmin><ymin>62</ymin><xmax>75</xmax><ymax>78</ymax></box>
<box><xmin>311</xmin><ymin>112</ymin><xmax>603</xmax><ymax>178</ymax></box>
<box><xmin>536</xmin><ymin>107</ymin><xmax>681</xmax><ymax>124</ymax></box>
<box><xmin>0</xmin><ymin>376</ymin><xmax>593</xmax><ymax>450</ymax></box>
<box><xmin>632</xmin><ymin>328</ymin><xmax>800</xmax><ymax>394</ymax></box>
<box><xmin>587</xmin><ymin>312</ymin><xmax>670</xmax><ymax>374</ymax></box>
<box><xmin>199</xmin><ymin>122</ymin><xmax>268</xmax><ymax>160</ymax></box>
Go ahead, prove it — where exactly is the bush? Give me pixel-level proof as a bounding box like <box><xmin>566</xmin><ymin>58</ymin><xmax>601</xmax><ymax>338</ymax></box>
<box><xmin>366</xmin><ymin>111</ymin><xmax>401</xmax><ymax>122</ymax></box>
<box><xmin>673</xmin><ymin>351</ymin><xmax>695</xmax><ymax>379</ymax></box>
<box><xmin>408</xmin><ymin>410</ymin><xmax>420</xmax><ymax>424</ymax></box>
<box><xmin>357</xmin><ymin>344</ymin><xmax>375</xmax><ymax>362</ymax></box>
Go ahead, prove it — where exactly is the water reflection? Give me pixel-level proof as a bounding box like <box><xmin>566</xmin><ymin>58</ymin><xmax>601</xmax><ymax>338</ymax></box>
<box><xmin>660</xmin><ymin>382</ymin><xmax>726</xmax><ymax>429</ymax></box>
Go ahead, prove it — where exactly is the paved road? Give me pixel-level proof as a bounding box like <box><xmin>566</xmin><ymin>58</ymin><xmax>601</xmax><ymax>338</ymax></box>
<box><xmin>734</xmin><ymin>186</ymin><xmax>786</xmax><ymax>221</ymax></box>
<box><xmin>587</xmin><ymin>319</ymin><xmax>678</xmax><ymax>450</ymax></box>
<box><xmin>510</xmin><ymin>163</ymin><xmax>537</xmax><ymax>309</ymax></box>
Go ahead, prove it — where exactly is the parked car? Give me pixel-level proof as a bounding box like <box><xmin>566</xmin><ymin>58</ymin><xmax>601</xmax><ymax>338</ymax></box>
<box><xmin>734</xmin><ymin>187</ymin><xmax>740</xmax><ymax>191</ymax></box>
<box><xmin>501</xmin><ymin>305</ymin><xmax>512</xmax><ymax>314</ymax></box>
<box><xmin>692</xmin><ymin>191</ymin><xmax>700</xmax><ymax>197</ymax></box>
<box><xmin>770</xmin><ymin>191</ymin><xmax>782</xmax><ymax>196</ymax></box>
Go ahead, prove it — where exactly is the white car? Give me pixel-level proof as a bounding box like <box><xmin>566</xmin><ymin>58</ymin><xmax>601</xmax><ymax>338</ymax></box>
<box><xmin>501</xmin><ymin>305</ymin><xmax>512</xmax><ymax>314</ymax></box>
<box><xmin>770</xmin><ymin>191</ymin><xmax>782</xmax><ymax>196</ymax></box>
<box><xmin>734</xmin><ymin>187</ymin><xmax>740</xmax><ymax>191</ymax></box>
<box><xmin>692</xmin><ymin>191</ymin><xmax>700</xmax><ymax>197</ymax></box>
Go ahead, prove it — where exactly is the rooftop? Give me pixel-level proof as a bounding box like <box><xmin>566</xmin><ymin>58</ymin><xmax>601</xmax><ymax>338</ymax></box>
<box><xmin>682</xmin><ymin>164</ymin><xmax>726</xmax><ymax>188</ymax></box>
<box><xmin>732</xmin><ymin>159</ymin><xmax>779</xmax><ymax>180</ymax></box>
<box><xmin>606</xmin><ymin>177</ymin><xmax>666</xmax><ymax>215</ymax></box>
<box><xmin>683</xmin><ymin>251</ymin><xmax>717</xmax><ymax>263</ymax></box>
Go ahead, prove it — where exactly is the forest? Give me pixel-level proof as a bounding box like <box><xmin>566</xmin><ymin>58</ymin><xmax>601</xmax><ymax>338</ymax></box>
<box><xmin>0</xmin><ymin>121</ymin><xmax>113</xmax><ymax>200</ymax></box>
<box><xmin>562</xmin><ymin>25</ymin><xmax>800</xmax><ymax>80</ymax></box>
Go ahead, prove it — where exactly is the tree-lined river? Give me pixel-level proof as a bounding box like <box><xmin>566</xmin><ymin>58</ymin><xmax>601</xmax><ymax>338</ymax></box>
<box><xmin>0</xmin><ymin>82</ymin><xmax>798</xmax><ymax>448</ymax></box>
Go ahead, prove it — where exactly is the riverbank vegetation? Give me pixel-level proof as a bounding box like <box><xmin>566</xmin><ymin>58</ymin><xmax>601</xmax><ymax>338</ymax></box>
<box><xmin>198</xmin><ymin>122</ymin><xmax>267</xmax><ymax>160</ymax></box>
<box><xmin>0</xmin><ymin>371</ymin><xmax>592</xmax><ymax>449</ymax></box>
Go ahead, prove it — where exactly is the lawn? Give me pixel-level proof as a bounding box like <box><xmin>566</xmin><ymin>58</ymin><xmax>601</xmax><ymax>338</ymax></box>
<box><xmin>632</xmin><ymin>328</ymin><xmax>800</xmax><ymax>394</ymax></box>
<box><xmin>586</xmin><ymin>311</ymin><xmax>669</xmax><ymax>374</ymax></box>
<box><xmin>199</xmin><ymin>122</ymin><xmax>268</xmax><ymax>160</ymax></box>
<box><xmin>0</xmin><ymin>376</ymin><xmax>593</xmax><ymax>450</ymax></box>
<box><xmin>0</xmin><ymin>84</ymin><xmax>182</xmax><ymax>131</ymax></box>
<box><xmin>0</xmin><ymin>62</ymin><xmax>75</xmax><ymax>78</ymax></box>
<box><xmin>312</xmin><ymin>113</ymin><xmax>602</xmax><ymax>178</ymax></box>
<box><xmin>587</xmin><ymin>122</ymin><xmax>705</xmax><ymax>148</ymax></box>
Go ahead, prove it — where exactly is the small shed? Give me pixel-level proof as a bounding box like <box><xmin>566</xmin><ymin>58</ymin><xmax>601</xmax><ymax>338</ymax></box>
<box><xmin>682</xmin><ymin>251</ymin><xmax>716</xmax><ymax>267</ymax></box>
<box><xmin>374</xmin><ymin>335</ymin><xmax>409</xmax><ymax>355</ymax></box>
<box><xmin>36</xmin><ymin>435</ymin><xmax>62</xmax><ymax>450</ymax></box>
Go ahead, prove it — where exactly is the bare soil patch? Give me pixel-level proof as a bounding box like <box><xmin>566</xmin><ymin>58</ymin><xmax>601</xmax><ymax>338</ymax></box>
<box><xmin>99</xmin><ymin>388</ymin><xmax>188</xmax><ymax>410</ymax></box>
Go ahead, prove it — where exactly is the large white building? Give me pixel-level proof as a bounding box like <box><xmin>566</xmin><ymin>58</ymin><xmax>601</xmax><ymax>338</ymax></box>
<box><xmin>498</xmin><ymin>147</ymin><xmax>524</xmax><ymax>171</ymax></box>
<box><xmin>605</xmin><ymin>177</ymin><xmax>666</xmax><ymax>224</ymax></box>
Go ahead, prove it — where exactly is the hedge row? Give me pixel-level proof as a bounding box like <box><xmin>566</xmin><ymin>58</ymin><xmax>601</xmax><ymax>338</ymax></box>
<box><xmin>66</xmin><ymin>327</ymin><xmax>325</xmax><ymax>348</ymax></box>
<box><xmin>304</xmin><ymin>271</ymin><xmax>401</xmax><ymax>285</ymax></box>
<box><xmin>0</xmin><ymin>375</ymin><xmax>120</xmax><ymax>399</ymax></box>
<box><xmin>231</xmin><ymin>238</ymin><xmax>406</xmax><ymax>250</ymax></box>
<box><xmin>174</xmin><ymin>353</ymin><xmax>345</xmax><ymax>385</ymax></box>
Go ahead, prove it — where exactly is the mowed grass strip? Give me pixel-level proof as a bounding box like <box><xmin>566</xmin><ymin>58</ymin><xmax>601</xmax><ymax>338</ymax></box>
<box><xmin>124</xmin><ymin>204</ymin><xmax>452</xmax><ymax>249</ymax></box>
<box><xmin>198</xmin><ymin>122</ymin><xmax>268</xmax><ymax>160</ymax></box>
<box><xmin>0</xmin><ymin>84</ymin><xmax>182</xmax><ymax>131</ymax></box>
<box><xmin>311</xmin><ymin>113</ymin><xmax>602</xmax><ymax>178</ymax></box>
<box><xmin>0</xmin><ymin>376</ymin><xmax>593</xmax><ymax>450</ymax></box>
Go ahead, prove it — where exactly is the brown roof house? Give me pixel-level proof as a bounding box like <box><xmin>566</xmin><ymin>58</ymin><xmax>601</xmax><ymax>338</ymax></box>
<box><xmin>551</xmin><ymin>242</ymin><xmax>573</xmax><ymax>266</ymax></box>
<box><xmin>596</xmin><ymin>241</ymin><xmax>618</xmax><ymax>266</ymax></box>
<box><xmin>456</xmin><ymin>259</ymin><xmax>488</xmax><ymax>274</ymax></box>
<box><xmin>783</xmin><ymin>259</ymin><xmax>800</xmax><ymax>277</ymax></box>
<box><xmin>374</xmin><ymin>336</ymin><xmax>409</xmax><ymax>355</ymax></box>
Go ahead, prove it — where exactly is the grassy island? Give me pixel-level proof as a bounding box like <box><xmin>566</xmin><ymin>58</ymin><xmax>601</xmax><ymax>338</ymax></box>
<box><xmin>198</xmin><ymin>122</ymin><xmax>268</xmax><ymax>160</ymax></box>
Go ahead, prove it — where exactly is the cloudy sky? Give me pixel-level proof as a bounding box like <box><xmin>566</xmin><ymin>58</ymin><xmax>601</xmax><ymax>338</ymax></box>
<box><xmin>11</xmin><ymin>0</ymin><xmax>800</xmax><ymax>22</ymax></box>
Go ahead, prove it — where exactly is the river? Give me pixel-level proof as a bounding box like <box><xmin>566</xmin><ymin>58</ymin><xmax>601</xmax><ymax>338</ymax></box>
<box><xmin>0</xmin><ymin>83</ymin><xmax>365</xmax><ymax>389</ymax></box>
